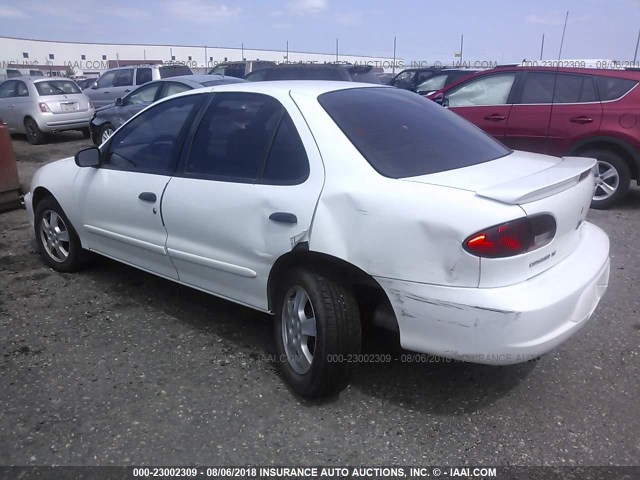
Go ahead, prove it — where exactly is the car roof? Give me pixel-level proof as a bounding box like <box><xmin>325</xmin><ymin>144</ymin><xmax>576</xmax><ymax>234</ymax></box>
<box><xmin>176</xmin><ymin>80</ymin><xmax>388</xmax><ymax>98</ymax></box>
<box><xmin>163</xmin><ymin>74</ymin><xmax>247</xmax><ymax>84</ymax></box>
<box><xmin>7</xmin><ymin>76</ymin><xmax>75</xmax><ymax>83</ymax></box>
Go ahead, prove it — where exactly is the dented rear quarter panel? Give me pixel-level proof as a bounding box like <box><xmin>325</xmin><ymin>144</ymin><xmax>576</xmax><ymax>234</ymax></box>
<box><xmin>291</xmin><ymin>90</ymin><xmax>524</xmax><ymax>288</ymax></box>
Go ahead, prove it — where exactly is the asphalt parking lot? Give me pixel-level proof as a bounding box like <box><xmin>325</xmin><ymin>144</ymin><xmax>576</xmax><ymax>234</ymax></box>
<box><xmin>0</xmin><ymin>133</ymin><xmax>639</xmax><ymax>467</ymax></box>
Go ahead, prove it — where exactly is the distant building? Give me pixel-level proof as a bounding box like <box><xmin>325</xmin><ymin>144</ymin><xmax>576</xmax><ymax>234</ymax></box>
<box><xmin>0</xmin><ymin>36</ymin><xmax>400</xmax><ymax>79</ymax></box>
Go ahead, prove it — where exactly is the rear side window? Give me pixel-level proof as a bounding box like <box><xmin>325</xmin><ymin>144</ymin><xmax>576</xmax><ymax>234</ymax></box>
<box><xmin>159</xmin><ymin>66</ymin><xmax>193</xmax><ymax>78</ymax></box>
<box><xmin>16</xmin><ymin>81</ymin><xmax>28</xmax><ymax>97</ymax></box>
<box><xmin>262</xmin><ymin>114</ymin><xmax>309</xmax><ymax>184</ymax></box>
<box><xmin>519</xmin><ymin>72</ymin><xmax>598</xmax><ymax>104</ymax></box>
<box><xmin>595</xmin><ymin>76</ymin><xmax>637</xmax><ymax>101</ymax></box>
<box><xmin>35</xmin><ymin>80</ymin><xmax>81</xmax><ymax>95</ymax></box>
<box><xmin>136</xmin><ymin>68</ymin><xmax>152</xmax><ymax>85</ymax></box>
<box><xmin>319</xmin><ymin>87</ymin><xmax>511</xmax><ymax>178</ymax></box>
<box><xmin>185</xmin><ymin>93</ymin><xmax>284</xmax><ymax>181</ymax></box>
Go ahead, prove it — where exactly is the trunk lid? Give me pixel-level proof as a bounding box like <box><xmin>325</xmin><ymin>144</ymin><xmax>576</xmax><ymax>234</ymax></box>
<box><xmin>45</xmin><ymin>93</ymin><xmax>91</xmax><ymax>114</ymax></box>
<box><xmin>403</xmin><ymin>151</ymin><xmax>597</xmax><ymax>287</ymax></box>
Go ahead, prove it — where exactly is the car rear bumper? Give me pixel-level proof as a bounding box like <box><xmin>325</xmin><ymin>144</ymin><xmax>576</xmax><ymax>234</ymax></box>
<box><xmin>375</xmin><ymin>222</ymin><xmax>610</xmax><ymax>364</ymax></box>
<box><xmin>38</xmin><ymin>112</ymin><xmax>93</xmax><ymax>132</ymax></box>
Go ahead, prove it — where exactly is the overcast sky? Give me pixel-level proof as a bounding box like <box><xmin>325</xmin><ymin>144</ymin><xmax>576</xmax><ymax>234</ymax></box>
<box><xmin>1</xmin><ymin>0</ymin><xmax>639</xmax><ymax>62</ymax></box>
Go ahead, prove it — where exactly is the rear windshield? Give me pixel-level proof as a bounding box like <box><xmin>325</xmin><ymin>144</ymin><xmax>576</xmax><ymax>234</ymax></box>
<box><xmin>159</xmin><ymin>66</ymin><xmax>193</xmax><ymax>78</ymax></box>
<box><xmin>35</xmin><ymin>80</ymin><xmax>81</xmax><ymax>96</ymax></box>
<box><xmin>318</xmin><ymin>87</ymin><xmax>511</xmax><ymax>178</ymax></box>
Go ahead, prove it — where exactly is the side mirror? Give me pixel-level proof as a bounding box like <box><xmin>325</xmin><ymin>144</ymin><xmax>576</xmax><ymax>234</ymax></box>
<box><xmin>115</xmin><ymin>97</ymin><xmax>123</xmax><ymax>106</ymax></box>
<box><xmin>91</xmin><ymin>83</ymin><xmax>98</xmax><ymax>89</ymax></box>
<box><xmin>75</xmin><ymin>146</ymin><xmax>101</xmax><ymax>167</ymax></box>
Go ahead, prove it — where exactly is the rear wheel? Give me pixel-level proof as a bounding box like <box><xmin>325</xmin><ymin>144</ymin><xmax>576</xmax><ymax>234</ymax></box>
<box><xmin>24</xmin><ymin>117</ymin><xmax>46</xmax><ymax>145</ymax></box>
<box><xmin>582</xmin><ymin>149</ymin><xmax>631</xmax><ymax>210</ymax></box>
<box><xmin>274</xmin><ymin>268</ymin><xmax>361</xmax><ymax>398</ymax></box>
<box><xmin>34</xmin><ymin>196</ymin><xmax>87</xmax><ymax>272</ymax></box>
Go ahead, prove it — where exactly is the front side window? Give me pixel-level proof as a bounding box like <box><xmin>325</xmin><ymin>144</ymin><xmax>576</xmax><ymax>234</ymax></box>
<box><xmin>185</xmin><ymin>93</ymin><xmax>284</xmax><ymax>181</ymax></box>
<box><xmin>96</xmin><ymin>71</ymin><xmax>116</xmax><ymax>89</ymax></box>
<box><xmin>112</xmin><ymin>69</ymin><xmax>134</xmax><ymax>87</ymax></box>
<box><xmin>104</xmin><ymin>94</ymin><xmax>202</xmax><ymax>175</ymax></box>
<box><xmin>125</xmin><ymin>82</ymin><xmax>160</xmax><ymax>105</ymax></box>
<box><xmin>161</xmin><ymin>82</ymin><xmax>191</xmax><ymax>98</ymax></box>
<box><xmin>393</xmin><ymin>71</ymin><xmax>416</xmax><ymax>89</ymax></box>
<box><xmin>319</xmin><ymin>87</ymin><xmax>511</xmax><ymax>178</ymax></box>
<box><xmin>35</xmin><ymin>80</ymin><xmax>81</xmax><ymax>96</ymax></box>
<box><xmin>446</xmin><ymin>73</ymin><xmax>516</xmax><ymax>107</ymax></box>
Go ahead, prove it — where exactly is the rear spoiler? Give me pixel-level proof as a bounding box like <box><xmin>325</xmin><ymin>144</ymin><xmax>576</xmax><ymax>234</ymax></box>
<box><xmin>476</xmin><ymin>157</ymin><xmax>596</xmax><ymax>204</ymax></box>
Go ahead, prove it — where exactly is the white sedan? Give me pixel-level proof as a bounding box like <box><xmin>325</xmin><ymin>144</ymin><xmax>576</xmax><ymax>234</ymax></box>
<box><xmin>25</xmin><ymin>81</ymin><xmax>610</xmax><ymax>398</ymax></box>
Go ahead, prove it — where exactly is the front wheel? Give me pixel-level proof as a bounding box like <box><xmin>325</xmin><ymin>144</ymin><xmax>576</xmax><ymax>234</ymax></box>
<box><xmin>34</xmin><ymin>196</ymin><xmax>87</xmax><ymax>272</ymax></box>
<box><xmin>93</xmin><ymin>124</ymin><xmax>114</xmax><ymax>145</ymax></box>
<box><xmin>274</xmin><ymin>268</ymin><xmax>361</xmax><ymax>398</ymax></box>
<box><xmin>81</xmin><ymin>127</ymin><xmax>91</xmax><ymax>139</ymax></box>
<box><xmin>582</xmin><ymin>149</ymin><xmax>631</xmax><ymax>210</ymax></box>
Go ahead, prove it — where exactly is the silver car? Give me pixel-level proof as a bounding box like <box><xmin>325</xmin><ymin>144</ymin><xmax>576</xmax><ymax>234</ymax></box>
<box><xmin>0</xmin><ymin>77</ymin><xmax>95</xmax><ymax>144</ymax></box>
<box><xmin>84</xmin><ymin>65</ymin><xmax>193</xmax><ymax>108</ymax></box>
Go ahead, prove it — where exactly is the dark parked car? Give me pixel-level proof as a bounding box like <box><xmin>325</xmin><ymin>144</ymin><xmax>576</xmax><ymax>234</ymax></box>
<box><xmin>428</xmin><ymin>66</ymin><xmax>640</xmax><ymax>208</ymax></box>
<box><xmin>414</xmin><ymin>69</ymin><xmax>480</xmax><ymax>95</ymax></box>
<box><xmin>244</xmin><ymin>63</ymin><xmax>380</xmax><ymax>83</ymax></box>
<box><xmin>390</xmin><ymin>67</ymin><xmax>442</xmax><ymax>92</ymax></box>
<box><xmin>208</xmin><ymin>60</ymin><xmax>276</xmax><ymax>78</ymax></box>
<box><xmin>90</xmin><ymin>74</ymin><xmax>246</xmax><ymax>145</ymax></box>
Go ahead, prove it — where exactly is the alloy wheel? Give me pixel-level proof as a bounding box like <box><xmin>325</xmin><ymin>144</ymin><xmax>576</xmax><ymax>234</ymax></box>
<box><xmin>593</xmin><ymin>160</ymin><xmax>620</xmax><ymax>201</ymax></box>
<box><xmin>39</xmin><ymin>209</ymin><xmax>71</xmax><ymax>263</ymax></box>
<box><xmin>281</xmin><ymin>286</ymin><xmax>317</xmax><ymax>374</ymax></box>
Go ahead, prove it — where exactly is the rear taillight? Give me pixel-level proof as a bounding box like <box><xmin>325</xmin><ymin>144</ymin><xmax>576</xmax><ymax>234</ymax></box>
<box><xmin>464</xmin><ymin>215</ymin><xmax>556</xmax><ymax>258</ymax></box>
<box><xmin>88</xmin><ymin>100</ymin><xmax>94</xmax><ymax>110</ymax></box>
<box><xmin>38</xmin><ymin>102</ymin><xmax>51</xmax><ymax>113</ymax></box>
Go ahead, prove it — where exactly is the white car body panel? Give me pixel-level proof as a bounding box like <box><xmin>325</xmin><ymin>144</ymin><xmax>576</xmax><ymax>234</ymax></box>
<box><xmin>26</xmin><ymin>81</ymin><xmax>611</xmax><ymax>364</ymax></box>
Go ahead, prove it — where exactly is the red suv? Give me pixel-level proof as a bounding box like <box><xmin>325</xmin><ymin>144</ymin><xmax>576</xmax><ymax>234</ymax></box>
<box><xmin>429</xmin><ymin>66</ymin><xmax>640</xmax><ymax>208</ymax></box>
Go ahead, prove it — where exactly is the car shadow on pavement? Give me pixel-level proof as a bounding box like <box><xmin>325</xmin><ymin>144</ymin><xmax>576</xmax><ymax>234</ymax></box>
<box><xmin>347</xmin><ymin>328</ymin><xmax>538</xmax><ymax>414</ymax></box>
<box><xmin>11</xmin><ymin>132</ymin><xmax>89</xmax><ymax>145</ymax></box>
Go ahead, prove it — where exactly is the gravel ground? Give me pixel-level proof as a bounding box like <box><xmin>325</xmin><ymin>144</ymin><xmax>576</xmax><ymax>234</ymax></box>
<box><xmin>1</xmin><ymin>133</ymin><xmax>639</xmax><ymax>466</ymax></box>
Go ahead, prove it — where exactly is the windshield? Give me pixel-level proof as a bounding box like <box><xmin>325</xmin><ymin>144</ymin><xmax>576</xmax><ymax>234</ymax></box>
<box><xmin>35</xmin><ymin>80</ymin><xmax>82</xmax><ymax>96</ymax></box>
<box><xmin>318</xmin><ymin>87</ymin><xmax>511</xmax><ymax>178</ymax></box>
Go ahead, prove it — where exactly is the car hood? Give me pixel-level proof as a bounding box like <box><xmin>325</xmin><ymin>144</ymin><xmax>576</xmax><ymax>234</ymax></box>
<box><xmin>96</xmin><ymin>103</ymin><xmax>116</xmax><ymax>114</ymax></box>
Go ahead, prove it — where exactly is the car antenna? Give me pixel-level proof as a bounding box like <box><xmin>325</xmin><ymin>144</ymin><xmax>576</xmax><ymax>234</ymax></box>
<box><xmin>545</xmin><ymin>11</ymin><xmax>569</xmax><ymax>154</ymax></box>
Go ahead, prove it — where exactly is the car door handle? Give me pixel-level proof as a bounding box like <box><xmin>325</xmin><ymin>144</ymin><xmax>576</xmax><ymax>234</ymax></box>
<box><xmin>269</xmin><ymin>212</ymin><xmax>297</xmax><ymax>224</ymax></box>
<box><xmin>103</xmin><ymin>91</ymin><xmax>110</xmax><ymax>94</ymax></box>
<box><xmin>484</xmin><ymin>114</ymin><xmax>506</xmax><ymax>121</ymax></box>
<box><xmin>124</xmin><ymin>89</ymin><xmax>131</xmax><ymax>93</ymax></box>
<box><xmin>138</xmin><ymin>192</ymin><xmax>157</xmax><ymax>202</ymax></box>
<box><xmin>570</xmin><ymin>116</ymin><xmax>593</xmax><ymax>124</ymax></box>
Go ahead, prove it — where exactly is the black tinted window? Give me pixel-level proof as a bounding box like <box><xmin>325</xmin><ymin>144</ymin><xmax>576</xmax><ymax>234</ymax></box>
<box><xmin>266</xmin><ymin>68</ymin><xmax>305</xmax><ymax>80</ymax></box>
<box><xmin>519</xmin><ymin>73</ymin><xmax>598</xmax><ymax>104</ymax></box>
<box><xmin>159</xmin><ymin>66</ymin><xmax>193</xmax><ymax>78</ymax></box>
<box><xmin>185</xmin><ymin>93</ymin><xmax>283</xmax><ymax>181</ymax></box>
<box><xmin>319</xmin><ymin>88</ymin><xmax>510</xmax><ymax>178</ymax></box>
<box><xmin>136</xmin><ymin>68</ymin><xmax>152</xmax><ymax>85</ymax></box>
<box><xmin>595</xmin><ymin>76</ymin><xmax>637</xmax><ymax>101</ymax></box>
<box><xmin>0</xmin><ymin>81</ymin><xmax>16</xmax><ymax>98</ymax></box>
<box><xmin>112</xmin><ymin>69</ymin><xmax>134</xmax><ymax>87</ymax></box>
<box><xmin>262</xmin><ymin>114</ymin><xmax>309</xmax><ymax>184</ymax></box>
<box><xmin>520</xmin><ymin>72</ymin><xmax>555</xmax><ymax>103</ymax></box>
<box><xmin>105</xmin><ymin>94</ymin><xmax>202</xmax><ymax>175</ymax></box>
<box><xmin>96</xmin><ymin>71</ymin><xmax>115</xmax><ymax>88</ymax></box>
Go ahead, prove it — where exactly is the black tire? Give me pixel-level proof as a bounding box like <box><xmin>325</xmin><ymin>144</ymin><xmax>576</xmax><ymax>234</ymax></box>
<box><xmin>34</xmin><ymin>196</ymin><xmax>87</xmax><ymax>272</ymax></box>
<box><xmin>24</xmin><ymin>117</ymin><xmax>46</xmax><ymax>145</ymax></box>
<box><xmin>274</xmin><ymin>268</ymin><xmax>361</xmax><ymax>398</ymax></box>
<box><xmin>582</xmin><ymin>149</ymin><xmax>631</xmax><ymax>210</ymax></box>
<box><xmin>81</xmin><ymin>127</ymin><xmax>91</xmax><ymax>139</ymax></box>
<box><xmin>93</xmin><ymin>124</ymin><xmax>114</xmax><ymax>146</ymax></box>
